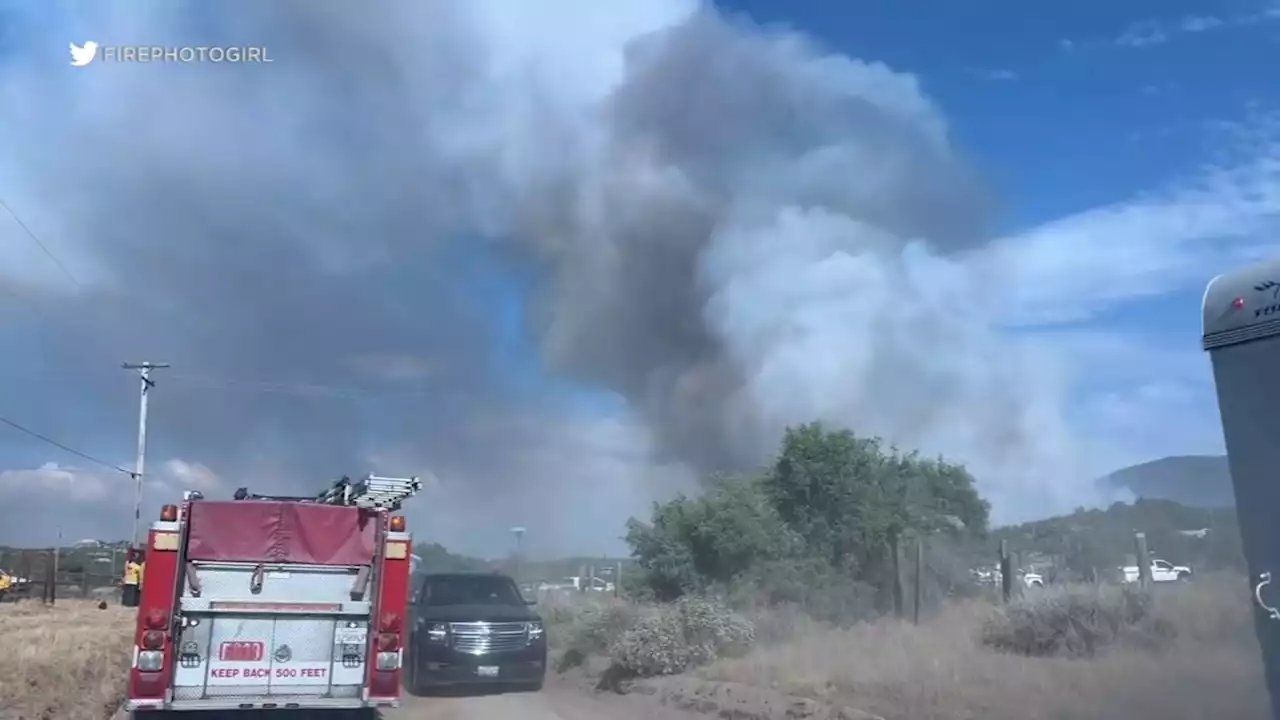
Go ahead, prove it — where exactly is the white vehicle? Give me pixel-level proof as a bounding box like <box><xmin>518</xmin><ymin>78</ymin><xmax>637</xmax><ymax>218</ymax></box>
<box><xmin>970</xmin><ymin>567</ymin><xmax>1043</xmax><ymax>588</ymax></box>
<box><xmin>574</xmin><ymin>575</ymin><xmax>614</xmax><ymax>593</ymax></box>
<box><xmin>1120</xmin><ymin>558</ymin><xmax>1193</xmax><ymax>584</ymax></box>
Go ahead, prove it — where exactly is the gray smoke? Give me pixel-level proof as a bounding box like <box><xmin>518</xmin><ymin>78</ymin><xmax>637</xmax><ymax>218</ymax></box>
<box><xmin>0</xmin><ymin>0</ymin><xmax>1096</xmax><ymax>553</ymax></box>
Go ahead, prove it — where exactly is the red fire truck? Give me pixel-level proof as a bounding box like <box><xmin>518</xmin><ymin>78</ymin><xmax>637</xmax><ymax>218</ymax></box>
<box><xmin>124</xmin><ymin>474</ymin><xmax>421</xmax><ymax>714</ymax></box>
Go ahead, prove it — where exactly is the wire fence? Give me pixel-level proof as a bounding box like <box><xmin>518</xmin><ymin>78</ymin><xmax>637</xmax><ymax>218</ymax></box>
<box><xmin>0</xmin><ymin>546</ymin><xmax>125</xmax><ymax>605</ymax></box>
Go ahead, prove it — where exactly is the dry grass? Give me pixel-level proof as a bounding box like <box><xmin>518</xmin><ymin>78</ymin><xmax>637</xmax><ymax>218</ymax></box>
<box><xmin>704</xmin><ymin>576</ymin><xmax>1268</xmax><ymax>720</ymax></box>
<box><xmin>0</xmin><ymin>600</ymin><xmax>134</xmax><ymax>720</ymax></box>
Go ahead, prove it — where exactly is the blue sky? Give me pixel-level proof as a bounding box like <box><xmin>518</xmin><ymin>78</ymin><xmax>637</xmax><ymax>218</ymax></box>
<box><xmin>0</xmin><ymin>0</ymin><xmax>1277</xmax><ymax>554</ymax></box>
<box><xmin>723</xmin><ymin>0</ymin><xmax>1275</xmax><ymax>232</ymax></box>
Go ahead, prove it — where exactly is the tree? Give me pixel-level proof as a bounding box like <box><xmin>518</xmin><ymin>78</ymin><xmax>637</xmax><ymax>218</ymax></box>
<box><xmin>763</xmin><ymin>423</ymin><xmax>989</xmax><ymax>586</ymax></box>
<box><xmin>625</xmin><ymin>473</ymin><xmax>797</xmax><ymax>600</ymax></box>
<box><xmin>412</xmin><ymin>542</ymin><xmax>489</xmax><ymax>573</ymax></box>
<box><xmin>626</xmin><ymin>422</ymin><xmax>991</xmax><ymax>611</ymax></box>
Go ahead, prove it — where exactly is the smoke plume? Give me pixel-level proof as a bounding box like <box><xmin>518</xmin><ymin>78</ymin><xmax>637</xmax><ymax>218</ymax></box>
<box><xmin>0</xmin><ymin>0</ymin><xmax>1098</xmax><ymax>554</ymax></box>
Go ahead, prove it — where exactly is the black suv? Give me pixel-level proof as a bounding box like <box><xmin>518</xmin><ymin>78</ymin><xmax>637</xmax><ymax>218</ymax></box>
<box><xmin>405</xmin><ymin>572</ymin><xmax>546</xmax><ymax>693</ymax></box>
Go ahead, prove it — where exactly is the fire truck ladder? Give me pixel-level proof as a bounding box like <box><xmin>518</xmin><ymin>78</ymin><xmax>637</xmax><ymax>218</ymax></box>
<box><xmin>317</xmin><ymin>474</ymin><xmax>422</xmax><ymax>511</ymax></box>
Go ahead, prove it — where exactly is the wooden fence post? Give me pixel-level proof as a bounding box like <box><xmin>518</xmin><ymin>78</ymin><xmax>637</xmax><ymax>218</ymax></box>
<box><xmin>999</xmin><ymin>539</ymin><xmax>1012</xmax><ymax>603</ymax></box>
<box><xmin>890</xmin><ymin>533</ymin><xmax>904</xmax><ymax>618</ymax></box>
<box><xmin>1134</xmin><ymin>532</ymin><xmax>1151</xmax><ymax>590</ymax></box>
<box><xmin>45</xmin><ymin>550</ymin><xmax>56</xmax><ymax>605</ymax></box>
<box><xmin>913</xmin><ymin>536</ymin><xmax>923</xmax><ymax>625</ymax></box>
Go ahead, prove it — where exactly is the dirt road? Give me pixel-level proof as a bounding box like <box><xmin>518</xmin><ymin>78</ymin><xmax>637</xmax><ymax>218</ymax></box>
<box><xmin>385</xmin><ymin>683</ymin><xmax>694</xmax><ymax>720</ymax></box>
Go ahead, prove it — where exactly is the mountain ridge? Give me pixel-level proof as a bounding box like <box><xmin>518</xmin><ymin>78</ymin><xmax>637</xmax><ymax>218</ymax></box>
<box><xmin>1098</xmin><ymin>454</ymin><xmax>1234</xmax><ymax>507</ymax></box>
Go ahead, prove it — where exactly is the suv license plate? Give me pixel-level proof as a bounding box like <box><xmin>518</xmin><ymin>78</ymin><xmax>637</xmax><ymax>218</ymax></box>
<box><xmin>477</xmin><ymin>665</ymin><xmax>499</xmax><ymax>678</ymax></box>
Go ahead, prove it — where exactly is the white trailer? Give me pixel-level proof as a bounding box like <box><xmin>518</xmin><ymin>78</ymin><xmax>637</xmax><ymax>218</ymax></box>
<box><xmin>1202</xmin><ymin>258</ymin><xmax>1280</xmax><ymax>720</ymax></box>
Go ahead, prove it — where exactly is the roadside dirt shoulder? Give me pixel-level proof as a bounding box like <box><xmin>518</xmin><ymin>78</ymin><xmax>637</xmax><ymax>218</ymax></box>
<box><xmin>585</xmin><ymin>675</ymin><xmax>886</xmax><ymax>720</ymax></box>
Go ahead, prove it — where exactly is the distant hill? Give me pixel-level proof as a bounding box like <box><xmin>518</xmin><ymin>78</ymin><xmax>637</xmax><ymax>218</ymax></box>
<box><xmin>1098</xmin><ymin>455</ymin><xmax>1234</xmax><ymax>508</ymax></box>
<box><xmin>991</xmin><ymin>498</ymin><xmax>1244</xmax><ymax>580</ymax></box>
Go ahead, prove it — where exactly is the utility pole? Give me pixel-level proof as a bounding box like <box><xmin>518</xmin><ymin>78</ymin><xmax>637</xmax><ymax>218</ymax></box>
<box><xmin>511</xmin><ymin>526</ymin><xmax>526</xmax><ymax>582</ymax></box>
<box><xmin>123</xmin><ymin>362</ymin><xmax>169</xmax><ymax>547</ymax></box>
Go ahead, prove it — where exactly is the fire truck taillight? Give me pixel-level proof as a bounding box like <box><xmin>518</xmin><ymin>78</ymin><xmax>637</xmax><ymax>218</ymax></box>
<box><xmin>140</xmin><ymin>630</ymin><xmax>165</xmax><ymax>650</ymax></box>
<box><xmin>389</xmin><ymin>515</ymin><xmax>406</xmax><ymax>532</ymax></box>
<box><xmin>143</xmin><ymin>609</ymin><xmax>167</xmax><ymax>630</ymax></box>
<box><xmin>379</xmin><ymin>613</ymin><xmax>402</xmax><ymax>633</ymax></box>
<box><xmin>137</xmin><ymin>651</ymin><xmax>164</xmax><ymax>672</ymax></box>
<box><xmin>376</xmin><ymin>632</ymin><xmax>400</xmax><ymax>652</ymax></box>
<box><xmin>375</xmin><ymin>651</ymin><xmax>400</xmax><ymax>671</ymax></box>
<box><xmin>160</xmin><ymin>504</ymin><xmax>178</xmax><ymax>521</ymax></box>
<box><xmin>376</xmin><ymin>613</ymin><xmax>402</xmax><ymax>652</ymax></box>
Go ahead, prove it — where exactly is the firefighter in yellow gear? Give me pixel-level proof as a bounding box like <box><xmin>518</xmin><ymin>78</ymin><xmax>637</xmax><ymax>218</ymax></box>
<box><xmin>122</xmin><ymin>549</ymin><xmax>144</xmax><ymax>607</ymax></box>
<box><xmin>0</xmin><ymin>571</ymin><xmax>11</xmax><ymax>603</ymax></box>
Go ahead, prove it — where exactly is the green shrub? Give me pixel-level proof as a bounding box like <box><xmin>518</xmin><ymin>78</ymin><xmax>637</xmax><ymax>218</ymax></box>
<box><xmin>552</xmin><ymin>599</ymin><xmax>643</xmax><ymax>672</ymax></box>
<box><xmin>981</xmin><ymin>584</ymin><xmax>1177</xmax><ymax>658</ymax></box>
<box><xmin>608</xmin><ymin>597</ymin><xmax>754</xmax><ymax>678</ymax></box>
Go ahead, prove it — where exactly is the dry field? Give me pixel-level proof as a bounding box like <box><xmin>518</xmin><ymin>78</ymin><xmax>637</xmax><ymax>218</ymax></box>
<box><xmin>0</xmin><ymin>600</ymin><xmax>134</xmax><ymax>720</ymax></box>
<box><xmin>2</xmin><ymin>580</ymin><xmax>1269</xmax><ymax>720</ymax></box>
<box><xmin>701</xmin><ymin>577</ymin><xmax>1269</xmax><ymax>720</ymax></box>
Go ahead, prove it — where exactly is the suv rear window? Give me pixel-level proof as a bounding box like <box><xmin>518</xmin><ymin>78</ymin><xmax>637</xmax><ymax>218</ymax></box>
<box><xmin>421</xmin><ymin>575</ymin><xmax>522</xmax><ymax>606</ymax></box>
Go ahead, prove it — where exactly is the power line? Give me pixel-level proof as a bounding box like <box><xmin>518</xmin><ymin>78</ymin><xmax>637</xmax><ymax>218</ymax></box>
<box><xmin>166</xmin><ymin>373</ymin><xmax>432</xmax><ymax>399</ymax></box>
<box><xmin>0</xmin><ymin>414</ymin><xmax>134</xmax><ymax>476</ymax></box>
<box><xmin>0</xmin><ymin>197</ymin><xmax>83</xmax><ymax>289</ymax></box>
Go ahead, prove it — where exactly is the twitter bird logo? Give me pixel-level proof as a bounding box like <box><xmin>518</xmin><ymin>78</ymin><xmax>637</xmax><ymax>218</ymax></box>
<box><xmin>69</xmin><ymin>41</ymin><xmax>99</xmax><ymax>67</ymax></box>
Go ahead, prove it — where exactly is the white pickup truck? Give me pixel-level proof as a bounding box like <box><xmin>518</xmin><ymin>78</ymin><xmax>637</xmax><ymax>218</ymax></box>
<box><xmin>542</xmin><ymin>576</ymin><xmax>614</xmax><ymax>593</ymax></box>
<box><xmin>970</xmin><ymin>568</ymin><xmax>1044</xmax><ymax>588</ymax></box>
<box><xmin>1121</xmin><ymin>558</ymin><xmax>1193</xmax><ymax>584</ymax></box>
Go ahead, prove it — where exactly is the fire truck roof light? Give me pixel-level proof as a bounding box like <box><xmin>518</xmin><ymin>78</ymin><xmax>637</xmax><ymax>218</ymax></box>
<box><xmin>389</xmin><ymin>515</ymin><xmax>406</xmax><ymax>532</ymax></box>
<box><xmin>160</xmin><ymin>504</ymin><xmax>178</xmax><ymax>521</ymax></box>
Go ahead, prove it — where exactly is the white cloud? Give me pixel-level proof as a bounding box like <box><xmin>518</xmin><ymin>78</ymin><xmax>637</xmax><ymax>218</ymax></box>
<box><xmin>1112</xmin><ymin>10</ymin><xmax>1274</xmax><ymax>48</ymax></box>
<box><xmin>1180</xmin><ymin>16</ymin><xmax>1226</xmax><ymax>33</ymax></box>
<box><xmin>1116</xmin><ymin>23</ymin><xmax>1170</xmax><ymax>48</ymax></box>
<box><xmin>976</xmin><ymin>113</ymin><xmax>1280</xmax><ymax>326</ymax></box>
<box><xmin>0</xmin><ymin>461</ymin><xmax>116</xmax><ymax>502</ymax></box>
<box><xmin>160</xmin><ymin>459</ymin><xmax>222</xmax><ymax>492</ymax></box>
<box><xmin>923</xmin><ymin>110</ymin><xmax>1280</xmax><ymax>519</ymax></box>
<box><xmin>966</xmin><ymin>67</ymin><xmax>1018</xmax><ymax>81</ymax></box>
<box><xmin>0</xmin><ymin>457</ymin><xmax>224</xmax><ymax>500</ymax></box>
<box><xmin>0</xmin><ymin>457</ymin><xmax>226</xmax><ymax>544</ymax></box>
<box><xmin>1056</xmin><ymin>8</ymin><xmax>1278</xmax><ymax>52</ymax></box>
